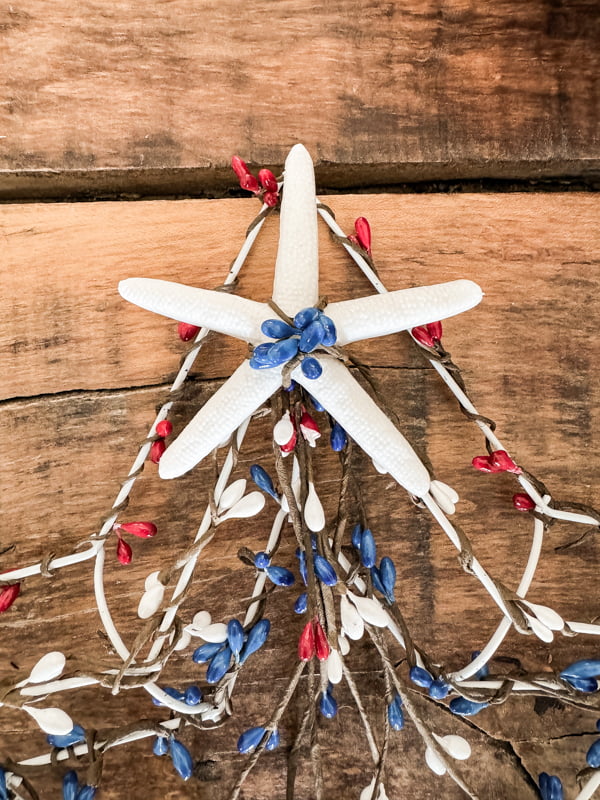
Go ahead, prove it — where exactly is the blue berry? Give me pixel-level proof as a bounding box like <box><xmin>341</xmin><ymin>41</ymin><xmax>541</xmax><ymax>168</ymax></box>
<box><xmin>254</xmin><ymin>551</ymin><xmax>271</xmax><ymax>569</ymax></box>
<box><xmin>153</xmin><ymin>736</ymin><xmax>169</xmax><ymax>756</ymax></box>
<box><xmin>184</xmin><ymin>685</ymin><xmax>203</xmax><ymax>706</ymax></box>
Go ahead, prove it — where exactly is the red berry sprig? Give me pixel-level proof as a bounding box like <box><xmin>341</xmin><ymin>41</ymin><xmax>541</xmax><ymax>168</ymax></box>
<box><xmin>112</xmin><ymin>521</ymin><xmax>158</xmax><ymax>566</ymax></box>
<box><xmin>117</xmin><ymin>521</ymin><xmax>158</xmax><ymax>538</ymax></box>
<box><xmin>512</xmin><ymin>493</ymin><xmax>536</xmax><ymax>511</ymax></box>
<box><xmin>472</xmin><ymin>450</ymin><xmax>522</xmax><ymax>475</ymax></box>
<box><xmin>314</xmin><ymin>619</ymin><xmax>330</xmax><ymax>661</ymax></box>
<box><xmin>231</xmin><ymin>156</ymin><xmax>279</xmax><ymax>207</ymax></box>
<box><xmin>150</xmin><ymin>420</ymin><xmax>173</xmax><ymax>464</ymax></box>
<box><xmin>116</xmin><ymin>537</ymin><xmax>133</xmax><ymax>565</ymax></box>
<box><xmin>348</xmin><ymin>217</ymin><xmax>372</xmax><ymax>257</ymax></box>
<box><xmin>298</xmin><ymin>619</ymin><xmax>316</xmax><ymax>661</ymax></box>
<box><xmin>0</xmin><ymin>583</ymin><xmax>20</xmax><ymax>613</ymax></box>
<box><xmin>298</xmin><ymin>618</ymin><xmax>330</xmax><ymax>661</ymax></box>
<box><xmin>177</xmin><ymin>322</ymin><xmax>201</xmax><ymax>342</ymax></box>
<box><xmin>412</xmin><ymin>321</ymin><xmax>443</xmax><ymax>348</ymax></box>
<box><xmin>299</xmin><ymin>409</ymin><xmax>320</xmax><ymax>446</ymax></box>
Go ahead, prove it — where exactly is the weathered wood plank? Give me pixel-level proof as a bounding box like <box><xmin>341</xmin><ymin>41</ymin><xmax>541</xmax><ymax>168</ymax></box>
<box><xmin>0</xmin><ymin>0</ymin><xmax>599</xmax><ymax>199</ymax></box>
<box><xmin>1</xmin><ymin>193</ymin><xmax>598</xmax><ymax>401</ymax></box>
<box><xmin>0</xmin><ymin>194</ymin><xmax>598</xmax><ymax>797</ymax></box>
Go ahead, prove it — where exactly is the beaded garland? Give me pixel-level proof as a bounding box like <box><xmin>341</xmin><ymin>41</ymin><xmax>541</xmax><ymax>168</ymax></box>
<box><xmin>0</xmin><ymin>145</ymin><xmax>599</xmax><ymax>800</ymax></box>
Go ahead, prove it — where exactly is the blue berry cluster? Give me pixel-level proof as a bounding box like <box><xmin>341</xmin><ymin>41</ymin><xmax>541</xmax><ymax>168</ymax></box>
<box><xmin>237</xmin><ymin>726</ymin><xmax>280</xmax><ymax>754</ymax></box>
<box><xmin>537</xmin><ymin>716</ymin><xmax>600</xmax><ymax>799</ymax></box>
<box><xmin>253</xmin><ymin>551</ymin><xmax>295</xmax><ymax>587</ymax></box>
<box><xmin>559</xmin><ymin>658</ymin><xmax>600</xmax><ymax>693</ymax></box>
<box><xmin>62</xmin><ymin>771</ymin><xmax>96</xmax><ymax>800</ymax></box>
<box><xmin>249</xmin><ymin>307</ymin><xmax>337</xmax><ymax>379</ymax></box>
<box><xmin>445</xmin><ymin>652</ymin><xmax>490</xmax><ymax>715</ymax></box>
<box><xmin>351</xmin><ymin>524</ymin><xmax>397</xmax><ymax>604</ymax></box>
<box><xmin>47</xmin><ymin>725</ymin><xmax>86</xmax><ymax>749</ymax></box>
<box><xmin>293</xmin><ymin>538</ymin><xmax>339</xmax><ymax>614</ymax></box>
<box><xmin>153</xmin><ymin>736</ymin><xmax>194</xmax><ymax>781</ymax></box>
<box><xmin>388</xmin><ymin>693</ymin><xmax>404</xmax><ymax>730</ymax></box>
<box><xmin>297</xmin><ymin>540</ymin><xmax>337</xmax><ymax>586</ymax></box>
<box><xmin>192</xmin><ymin>618</ymin><xmax>271</xmax><ymax>683</ymax></box>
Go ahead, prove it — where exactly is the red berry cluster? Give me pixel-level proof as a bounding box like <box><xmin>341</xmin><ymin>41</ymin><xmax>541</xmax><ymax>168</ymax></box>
<box><xmin>231</xmin><ymin>156</ymin><xmax>279</xmax><ymax>207</ymax></box>
<box><xmin>0</xmin><ymin>582</ymin><xmax>20</xmax><ymax>613</ymax></box>
<box><xmin>113</xmin><ymin>521</ymin><xmax>158</xmax><ymax>565</ymax></box>
<box><xmin>177</xmin><ymin>322</ymin><xmax>201</xmax><ymax>342</ymax></box>
<box><xmin>150</xmin><ymin>419</ymin><xmax>173</xmax><ymax>464</ymax></box>
<box><xmin>472</xmin><ymin>449</ymin><xmax>521</xmax><ymax>475</ymax></box>
<box><xmin>347</xmin><ymin>217</ymin><xmax>372</xmax><ymax>257</ymax></box>
<box><xmin>512</xmin><ymin>493</ymin><xmax>536</xmax><ymax>511</ymax></box>
<box><xmin>411</xmin><ymin>321</ymin><xmax>443</xmax><ymax>348</ymax></box>
<box><xmin>276</xmin><ymin>408</ymin><xmax>321</xmax><ymax>455</ymax></box>
<box><xmin>298</xmin><ymin>617</ymin><xmax>330</xmax><ymax>661</ymax></box>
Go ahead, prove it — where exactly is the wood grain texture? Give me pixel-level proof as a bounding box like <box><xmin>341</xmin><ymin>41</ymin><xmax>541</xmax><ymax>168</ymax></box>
<box><xmin>0</xmin><ymin>194</ymin><xmax>599</xmax><ymax>799</ymax></box>
<box><xmin>0</xmin><ymin>0</ymin><xmax>599</xmax><ymax>199</ymax></box>
<box><xmin>1</xmin><ymin>194</ymin><xmax>598</xmax><ymax>399</ymax></box>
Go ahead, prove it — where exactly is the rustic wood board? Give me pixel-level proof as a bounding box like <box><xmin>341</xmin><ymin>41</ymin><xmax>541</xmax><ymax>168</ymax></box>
<box><xmin>0</xmin><ymin>1</ymin><xmax>599</xmax><ymax>199</ymax></box>
<box><xmin>1</xmin><ymin>194</ymin><xmax>598</xmax><ymax>400</ymax></box>
<box><xmin>0</xmin><ymin>194</ymin><xmax>599</xmax><ymax>799</ymax></box>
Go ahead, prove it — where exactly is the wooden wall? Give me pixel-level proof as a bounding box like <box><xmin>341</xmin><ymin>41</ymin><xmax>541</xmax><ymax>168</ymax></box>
<box><xmin>0</xmin><ymin>2</ymin><xmax>598</xmax><ymax>799</ymax></box>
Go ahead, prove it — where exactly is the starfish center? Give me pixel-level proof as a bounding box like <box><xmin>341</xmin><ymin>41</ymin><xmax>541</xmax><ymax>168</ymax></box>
<box><xmin>249</xmin><ymin>306</ymin><xmax>337</xmax><ymax>380</ymax></box>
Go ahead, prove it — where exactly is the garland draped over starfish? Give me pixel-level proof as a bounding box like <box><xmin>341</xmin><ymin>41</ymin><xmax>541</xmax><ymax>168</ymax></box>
<box><xmin>119</xmin><ymin>145</ymin><xmax>482</xmax><ymax>496</ymax></box>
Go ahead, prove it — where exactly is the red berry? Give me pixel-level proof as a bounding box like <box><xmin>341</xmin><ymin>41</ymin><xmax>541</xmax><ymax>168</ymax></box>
<box><xmin>300</xmin><ymin>410</ymin><xmax>319</xmax><ymax>434</ymax></box>
<box><xmin>263</xmin><ymin>190</ymin><xmax>279</xmax><ymax>207</ymax></box>
<box><xmin>231</xmin><ymin>155</ymin><xmax>251</xmax><ymax>180</ymax></box>
<box><xmin>314</xmin><ymin>620</ymin><xmax>330</xmax><ymax>661</ymax></box>
<box><xmin>116</xmin><ymin>537</ymin><xmax>133</xmax><ymax>565</ymax></box>
<box><xmin>150</xmin><ymin>439</ymin><xmax>166</xmax><ymax>464</ymax></box>
<box><xmin>298</xmin><ymin>619</ymin><xmax>316</xmax><ymax>661</ymax></box>
<box><xmin>280</xmin><ymin>429</ymin><xmax>297</xmax><ymax>453</ymax></box>
<box><xmin>0</xmin><ymin>583</ymin><xmax>20</xmax><ymax>613</ymax></box>
<box><xmin>155</xmin><ymin>420</ymin><xmax>173</xmax><ymax>438</ymax></box>
<box><xmin>258</xmin><ymin>169</ymin><xmax>278</xmax><ymax>192</ymax></box>
<box><xmin>426</xmin><ymin>321</ymin><xmax>443</xmax><ymax>342</ymax></box>
<box><xmin>490</xmin><ymin>450</ymin><xmax>521</xmax><ymax>474</ymax></box>
<box><xmin>472</xmin><ymin>455</ymin><xmax>497</xmax><ymax>473</ymax></box>
<box><xmin>472</xmin><ymin>450</ymin><xmax>521</xmax><ymax>475</ymax></box>
<box><xmin>513</xmin><ymin>493</ymin><xmax>536</xmax><ymax>511</ymax></box>
<box><xmin>178</xmin><ymin>322</ymin><xmax>200</xmax><ymax>342</ymax></box>
<box><xmin>239</xmin><ymin>173</ymin><xmax>260</xmax><ymax>194</ymax></box>
<box><xmin>354</xmin><ymin>217</ymin><xmax>372</xmax><ymax>256</ymax></box>
<box><xmin>118</xmin><ymin>521</ymin><xmax>157</xmax><ymax>538</ymax></box>
<box><xmin>411</xmin><ymin>326</ymin><xmax>436</xmax><ymax>348</ymax></box>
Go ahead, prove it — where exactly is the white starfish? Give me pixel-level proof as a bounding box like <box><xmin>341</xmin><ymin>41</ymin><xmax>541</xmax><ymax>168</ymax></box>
<box><xmin>119</xmin><ymin>144</ymin><xmax>482</xmax><ymax>497</ymax></box>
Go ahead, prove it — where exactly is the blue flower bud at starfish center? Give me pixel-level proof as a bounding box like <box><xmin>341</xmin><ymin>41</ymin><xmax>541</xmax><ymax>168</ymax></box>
<box><xmin>301</xmin><ymin>356</ymin><xmax>322</xmax><ymax>380</ymax></box>
<box><xmin>251</xmin><ymin>308</ymin><xmax>337</xmax><ymax>374</ymax></box>
<box><xmin>261</xmin><ymin>318</ymin><xmax>299</xmax><ymax>339</ymax></box>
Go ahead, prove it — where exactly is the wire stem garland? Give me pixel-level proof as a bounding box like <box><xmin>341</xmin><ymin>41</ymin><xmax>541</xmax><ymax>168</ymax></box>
<box><xmin>0</xmin><ymin>145</ymin><xmax>599</xmax><ymax>800</ymax></box>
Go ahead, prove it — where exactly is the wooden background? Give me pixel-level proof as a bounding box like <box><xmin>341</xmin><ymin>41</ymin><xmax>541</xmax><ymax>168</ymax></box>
<box><xmin>0</xmin><ymin>2</ymin><xmax>599</xmax><ymax>799</ymax></box>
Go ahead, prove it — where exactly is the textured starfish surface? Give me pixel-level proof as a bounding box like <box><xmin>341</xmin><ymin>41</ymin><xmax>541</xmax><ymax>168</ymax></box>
<box><xmin>119</xmin><ymin>144</ymin><xmax>482</xmax><ymax>496</ymax></box>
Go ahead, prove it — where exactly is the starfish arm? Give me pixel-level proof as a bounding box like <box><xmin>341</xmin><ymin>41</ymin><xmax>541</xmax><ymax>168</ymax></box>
<box><xmin>293</xmin><ymin>358</ymin><xmax>431</xmax><ymax>497</ymax></box>
<box><xmin>272</xmin><ymin>144</ymin><xmax>319</xmax><ymax>316</ymax></box>
<box><xmin>326</xmin><ymin>279</ymin><xmax>483</xmax><ymax>345</ymax></box>
<box><xmin>159</xmin><ymin>360</ymin><xmax>282</xmax><ymax>479</ymax></box>
<box><xmin>119</xmin><ymin>278</ymin><xmax>268</xmax><ymax>344</ymax></box>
